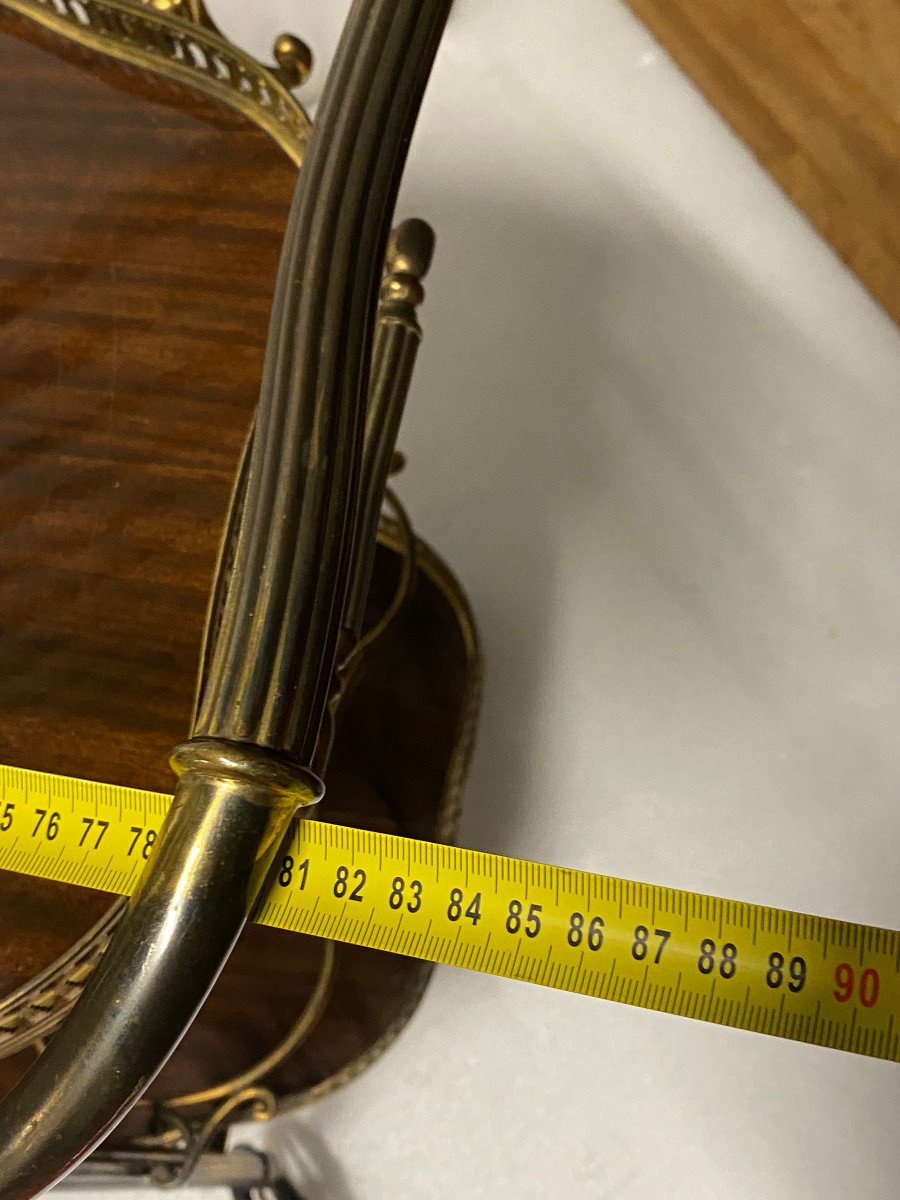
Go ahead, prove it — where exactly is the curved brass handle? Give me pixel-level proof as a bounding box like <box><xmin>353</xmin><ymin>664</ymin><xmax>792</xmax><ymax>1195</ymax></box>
<box><xmin>0</xmin><ymin>1</ymin><xmax>453</xmax><ymax>1194</ymax></box>
<box><xmin>0</xmin><ymin>741</ymin><xmax>321</xmax><ymax>1198</ymax></box>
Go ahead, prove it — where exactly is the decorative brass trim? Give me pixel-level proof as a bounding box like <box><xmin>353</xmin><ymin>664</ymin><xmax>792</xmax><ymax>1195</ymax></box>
<box><xmin>0</xmin><ymin>0</ymin><xmax>311</xmax><ymax>164</ymax></box>
<box><xmin>0</xmin><ymin>909</ymin><xmax>119</xmax><ymax>1056</ymax></box>
<box><xmin>144</xmin><ymin>1086</ymin><xmax>279</xmax><ymax>1188</ymax></box>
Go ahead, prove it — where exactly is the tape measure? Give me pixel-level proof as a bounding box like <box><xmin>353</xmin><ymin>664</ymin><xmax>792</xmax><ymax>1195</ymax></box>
<box><xmin>0</xmin><ymin>764</ymin><xmax>897</xmax><ymax>1063</ymax></box>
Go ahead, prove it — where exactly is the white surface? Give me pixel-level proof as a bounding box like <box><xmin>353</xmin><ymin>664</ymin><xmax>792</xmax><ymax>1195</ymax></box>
<box><xmin>81</xmin><ymin>0</ymin><xmax>900</xmax><ymax>1196</ymax></box>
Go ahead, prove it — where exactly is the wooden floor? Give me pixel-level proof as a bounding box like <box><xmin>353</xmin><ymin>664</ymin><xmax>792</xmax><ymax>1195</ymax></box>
<box><xmin>625</xmin><ymin>0</ymin><xmax>900</xmax><ymax>325</ymax></box>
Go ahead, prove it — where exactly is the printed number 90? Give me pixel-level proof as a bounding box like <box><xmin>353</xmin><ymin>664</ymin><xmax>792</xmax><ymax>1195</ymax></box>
<box><xmin>834</xmin><ymin>963</ymin><xmax>880</xmax><ymax>1008</ymax></box>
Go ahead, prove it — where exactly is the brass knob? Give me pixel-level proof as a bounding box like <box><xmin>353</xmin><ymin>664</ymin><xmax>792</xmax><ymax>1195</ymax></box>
<box><xmin>382</xmin><ymin>218</ymin><xmax>436</xmax><ymax>310</ymax></box>
<box><xmin>273</xmin><ymin>33</ymin><xmax>313</xmax><ymax>88</ymax></box>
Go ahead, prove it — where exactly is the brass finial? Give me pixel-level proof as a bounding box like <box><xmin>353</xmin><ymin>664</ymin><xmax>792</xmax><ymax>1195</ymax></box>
<box><xmin>381</xmin><ymin>218</ymin><xmax>435</xmax><ymax>315</ymax></box>
<box><xmin>273</xmin><ymin>33</ymin><xmax>314</xmax><ymax>88</ymax></box>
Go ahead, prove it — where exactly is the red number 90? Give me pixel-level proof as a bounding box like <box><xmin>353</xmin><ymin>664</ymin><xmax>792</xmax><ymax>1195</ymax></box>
<box><xmin>834</xmin><ymin>963</ymin><xmax>880</xmax><ymax>1008</ymax></box>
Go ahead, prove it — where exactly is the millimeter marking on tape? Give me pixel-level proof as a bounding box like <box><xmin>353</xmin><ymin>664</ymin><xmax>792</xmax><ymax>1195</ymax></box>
<box><xmin>0</xmin><ymin>763</ymin><xmax>897</xmax><ymax>1062</ymax></box>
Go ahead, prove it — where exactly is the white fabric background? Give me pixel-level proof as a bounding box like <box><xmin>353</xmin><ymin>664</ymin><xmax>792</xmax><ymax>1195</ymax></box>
<box><xmin>77</xmin><ymin>1</ymin><xmax>900</xmax><ymax>1196</ymax></box>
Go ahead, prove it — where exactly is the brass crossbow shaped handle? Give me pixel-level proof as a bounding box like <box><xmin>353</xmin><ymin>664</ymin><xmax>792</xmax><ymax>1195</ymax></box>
<box><xmin>0</xmin><ymin>1</ymin><xmax>452</xmax><ymax>1194</ymax></box>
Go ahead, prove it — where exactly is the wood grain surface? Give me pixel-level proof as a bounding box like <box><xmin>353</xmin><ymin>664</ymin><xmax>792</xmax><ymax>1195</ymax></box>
<box><xmin>625</xmin><ymin>0</ymin><xmax>900</xmax><ymax>323</ymax></box>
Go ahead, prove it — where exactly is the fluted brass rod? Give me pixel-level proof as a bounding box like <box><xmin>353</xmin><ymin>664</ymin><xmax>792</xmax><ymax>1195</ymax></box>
<box><xmin>345</xmin><ymin>217</ymin><xmax>436</xmax><ymax>637</ymax></box>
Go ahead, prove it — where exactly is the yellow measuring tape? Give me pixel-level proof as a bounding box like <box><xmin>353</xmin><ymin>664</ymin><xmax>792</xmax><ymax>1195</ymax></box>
<box><xmin>0</xmin><ymin>763</ymin><xmax>897</xmax><ymax>1063</ymax></box>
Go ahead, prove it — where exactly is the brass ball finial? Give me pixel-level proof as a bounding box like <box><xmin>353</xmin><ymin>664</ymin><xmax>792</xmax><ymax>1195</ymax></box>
<box><xmin>386</xmin><ymin>218</ymin><xmax>436</xmax><ymax>281</ymax></box>
<box><xmin>380</xmin><ymin>219</ymin><xmax>436</xmax><ymax>313</ymax></box>
<box><xmin>273</xmin><ymin>33</ymin><xmax>313</xmax><ymax>87</ymax></box>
